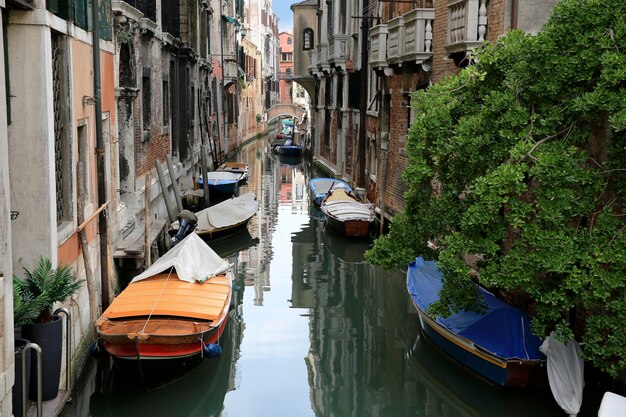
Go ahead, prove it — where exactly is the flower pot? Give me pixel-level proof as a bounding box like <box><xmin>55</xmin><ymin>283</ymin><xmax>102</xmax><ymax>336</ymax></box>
<box><xmin>12</xmin><ymin>339</ymin><xmax>31</xmax><ymax>417</ymax></box>
<box><xmin>21</xmin><ymin>316</ymin><xmax>63</xmax><ymax>400</ymax></box>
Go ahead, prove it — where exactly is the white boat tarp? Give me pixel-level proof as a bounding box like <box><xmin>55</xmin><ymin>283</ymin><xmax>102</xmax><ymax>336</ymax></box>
<box><xmin>131</xmin><ymin>232</ymin><xmax>231</xmax><ymax>283</ymax></box>
<box><xmin>598</xmin><ymin>392</ymin><xmax>626</xmax><ymax>417</ymax></box>
<box><xmin>172</xmin><ymin>192</ymin><xmax>258</xmax><ymax>232</ymax></box>
<box><xmin>540</xmin><ymin>331</ymin><xmax>584</xmax><ymax>417</ymax></box>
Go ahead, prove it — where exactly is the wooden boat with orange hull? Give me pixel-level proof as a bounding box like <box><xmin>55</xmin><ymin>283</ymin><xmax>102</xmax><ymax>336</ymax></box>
<box><xmin>320</xmin><ymin>188</ymin><xmax>374</xmax><ymax>238</ymax></box>
<box><xmin>95</xmin><ymin>233</ymin><xmax>233</xmax><ymax>383</ymax></box>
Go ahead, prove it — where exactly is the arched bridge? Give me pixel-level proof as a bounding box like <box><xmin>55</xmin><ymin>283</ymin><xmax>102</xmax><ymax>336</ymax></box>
<box><xmin>266</xmin><ymin>104</ymin><xmax>305</xmax><ymax>123</ymax></box>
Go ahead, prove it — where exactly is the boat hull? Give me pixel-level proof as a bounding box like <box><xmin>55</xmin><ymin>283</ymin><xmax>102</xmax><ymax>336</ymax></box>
<box><xmin>276</xmin><ymin>145</ymin><xmax>303</xmax><ymax>156</ymax></box>
<box><xmin>414</xmin><ymin>303</ymin><xmax>542</xmax><ymax>387</ymax></box>
<box><xmin>325</xmin><ymin>214</ymin><xmax>371</xmax><ymax>238</ymax></box>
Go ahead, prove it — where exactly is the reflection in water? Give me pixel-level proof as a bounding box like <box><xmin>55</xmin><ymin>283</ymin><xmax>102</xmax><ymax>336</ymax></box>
<box><xmin>407</xmin><ymin>333</ymin><xmax>562</xmax><ymax>417</ymax></box>
<box><xmin>78</xmin><ymin>137</ymin><xmax>598</xmax><ymax>417</ymax></box>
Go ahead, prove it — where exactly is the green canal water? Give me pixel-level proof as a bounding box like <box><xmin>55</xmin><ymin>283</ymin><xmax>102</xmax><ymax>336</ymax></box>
<box><xmin>62</xmin><ymin>138</ymin><xmax>608</xmax><ymax>417</ymax></box>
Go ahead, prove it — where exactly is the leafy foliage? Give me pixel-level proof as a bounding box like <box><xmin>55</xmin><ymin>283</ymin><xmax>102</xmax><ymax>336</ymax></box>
<box><xmin>21</xmin><ymin>257</ymin><xmax>84</xmax><ymax>323</ymax></box>
<box><xmin>12</xmin><ymin>277</ymin><xmax>45</xmax><ymax>328</ymax></box>
<box><xmin>366</xmin><ymin>0</ymin><xmax>626</xmax><ymax>377</ymax></box>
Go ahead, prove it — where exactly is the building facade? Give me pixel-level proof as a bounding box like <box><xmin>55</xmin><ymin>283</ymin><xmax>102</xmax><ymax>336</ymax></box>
<box><xmin>296</xmin><ymin>0</ymin><xmax>561</xmax><ymax>228</ymax></box>
<box><xmin>278</xmin><ymin>31</ymin><xmax>294</xmax><ymax>105</ymax></box>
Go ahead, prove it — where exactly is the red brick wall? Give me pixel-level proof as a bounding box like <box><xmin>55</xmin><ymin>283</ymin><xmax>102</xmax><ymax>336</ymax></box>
<box><xmin>432</xmin><ymin>0</ymin><xmax>460</xmax><ymax>82</ymax></box>
<box><xmin>134</xmin><ymin>109</ymin><xmax>171</xmax><ymax>177</ymax></box>
<box><xmin>487</xmin><ymin>0</ymin><xmax>506</xmax><ymax>42</ymax></box>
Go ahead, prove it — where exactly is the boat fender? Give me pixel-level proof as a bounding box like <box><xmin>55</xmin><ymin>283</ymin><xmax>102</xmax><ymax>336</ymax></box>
<box><xmin>88</xmin><ymin>342</ymin><xmax>103</xmax><ymax>359</ymax></box>
<box><xmin>203</xmin><ymin>344</ymin><xmax>222</xmax><ymax>358</ymax></box>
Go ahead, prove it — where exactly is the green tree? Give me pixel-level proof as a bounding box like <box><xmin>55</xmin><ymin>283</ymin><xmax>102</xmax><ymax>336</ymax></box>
<box><xmin>366</xmin><ymin>0</ymin><xmax>626</xmax><ymax>377</ymax></box>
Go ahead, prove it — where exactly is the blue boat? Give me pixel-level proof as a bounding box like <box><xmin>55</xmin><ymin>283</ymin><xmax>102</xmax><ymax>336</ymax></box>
<box><xmin>407</xmin><ymin>257</ymin><xmax>545</xmax><ymax>387</ymax></box>
<box><xmin>309</xmin><ymin>178</ymin><xmax>352</xmax><ymax>207</ymax></box>
<box><xmin>276</xmin><ymin>145</ymin><xmax>303</xmax><ymax>157</ymax></box>
<box><xmin>197</xmin><ymin>171</ymin><xmax>242</xmax><ymax>195</ymax></box>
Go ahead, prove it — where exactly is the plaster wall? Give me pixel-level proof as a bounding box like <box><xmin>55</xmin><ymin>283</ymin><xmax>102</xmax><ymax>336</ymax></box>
<box><xmin>7</xmin><ymin>18</ymin><xmax>57</xmax><ymax>271</ymax></box>
<box><xmin>0</xmin><ymin>6</ymin><xmax>16</xmax><ymax>417</ymax></box>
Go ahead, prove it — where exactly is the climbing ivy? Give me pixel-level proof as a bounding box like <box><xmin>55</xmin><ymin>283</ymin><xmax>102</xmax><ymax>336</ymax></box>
<box><xmin>366</xmin><ymin>0</ymin><xmax>626</xmax><ymax>377</ymax></box>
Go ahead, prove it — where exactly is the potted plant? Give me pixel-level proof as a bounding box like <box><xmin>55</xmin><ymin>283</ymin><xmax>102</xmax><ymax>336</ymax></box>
<box><xmin>12</xmin><ymin>277</ymin><xmax>45</xmax><ymax>417</ymax></box>
<box><xmin>18</xmin><ymin>257</ymin><xmax>83</xmax><ymax>401</ymax></box>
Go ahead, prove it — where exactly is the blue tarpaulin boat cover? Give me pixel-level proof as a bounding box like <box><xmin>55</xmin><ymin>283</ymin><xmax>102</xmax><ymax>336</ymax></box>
<box><xmin>407</xmin><ymin>257</ymin><xmax>544</xmax><ymax>361</ymax></box>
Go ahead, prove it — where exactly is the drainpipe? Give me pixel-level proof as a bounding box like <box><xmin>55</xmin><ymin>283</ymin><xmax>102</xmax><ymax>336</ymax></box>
<box><xmin>357</xmin><ymin>0</ymin><xmax>369</xmax><ymax>187</ymax></box>
<box><xmin>91</xmin><ymin>1</ymin><xmax>110</xmax><ymax>308</ymax></box>
<box><xmin>219</xmin><ymin>0</ymin><xmax>227</xmax><ymax>161</ymax></box>
<box><xmin>511</xmin><ymin>0</ymin><xmax>518</xmax><ymax>30</ymax></box>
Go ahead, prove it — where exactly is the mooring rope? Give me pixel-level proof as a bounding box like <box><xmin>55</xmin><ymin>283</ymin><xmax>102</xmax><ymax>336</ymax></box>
<box><xmin>140</xmin><ymin>266</ymin><xmax>175</xmax><ymax>334</ymax></box>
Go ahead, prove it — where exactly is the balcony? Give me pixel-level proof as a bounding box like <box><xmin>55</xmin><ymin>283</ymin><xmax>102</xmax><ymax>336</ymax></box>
<box><xmin>446</xmin><ymin>0</ymin><xmax>488</xmax><ymax>54</ymax></box>
<box><xmin>403</xmin><ymin>8</ymin><xmax>434</xmax><ymax>64</ymax></box>
<box><xmin>369</xmin><ymin>24</ymin><xmax>388</xmax><ymax>71</ymax></box>
<box><xmin>386</xmin><ymin>16</ymin><xmax>405</xmax><ymax>66</ymax></box>
<box><xmin>223</xmin><ymin>61</ymin><xmax>240</xmax><ymax>84</ymax></box>
<box><xmin>278</xmin><ymin>71</ymin><xmax>293</xmax><ymax>80</ymax></box>
<box><xmin>316</xmin><ymin>43</ymin><xmax>330</xmax><ymax>74</ymax></box>
<box><xmin>328</xmin><ymin>34</ymin><xmax>348</xmax><ymax>70</ymax></box>
<box><xmin>308</xmin><ymin>50</ymin><xmax>318</xmax><ymax>74</ymax></box>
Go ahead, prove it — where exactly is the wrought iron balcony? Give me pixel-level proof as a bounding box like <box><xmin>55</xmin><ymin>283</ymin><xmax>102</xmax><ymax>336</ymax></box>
<box><xmin>446</xmin><ymin>0</ymin><xmax>488</xmax><ymax>54</ymax></box>
<box><xmin>328</xmin><ymin>34</ymin><xmax>348</xmax><ymax>70</ymax></box>
<box><xmin>369</xmin><ymin>24</ymin><xmax>388</xmax><ymax>70</ymax></box>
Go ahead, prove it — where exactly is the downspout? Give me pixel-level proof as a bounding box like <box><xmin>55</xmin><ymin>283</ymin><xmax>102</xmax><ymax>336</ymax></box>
<box><xmin>357</xmin><ymin>0</ymin><xmax>369</xmax><ymax>187</ymax></box>
<box><xmin>219</xmin><ymin>1</ymin><xmax>227</xmax><ymax>162</ymax></box>
<box><xmin>91</xmin><ymin>1</ymin><xmax>110</xmax><ymax>308</ymax></box>
<box><xmin>510</xmin><ymin>0</ymin><xmax>518</xmax><ymax>30</ymax></box>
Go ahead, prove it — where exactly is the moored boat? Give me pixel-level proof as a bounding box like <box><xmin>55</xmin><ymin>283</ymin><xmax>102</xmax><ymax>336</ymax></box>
<box><xmin>216</xmin><ymin>162</ymin><xmax>249</xmax><ymax>184</ymax></box>
<box><xmin>406</xmin><ymin>257</ymin><xmax>545</xmax><ymax>387</ymax></box>
<box><xmin>169</xmin><ymin>193</ymin><xmax>258</xmax><ymax>241</ymax></box>
<box><xmin>320</xmin><ymin>188</ymin><xmax>374</xmax><ymax>238</ymax></box>
<box><xmin>309</xmin><ymin>178</ymin><xmax>352</xmax><ymax>207</ymax></box>
<box><xmin>197</xmin><ymin>171</ymin><xmax>242</xmax><ymax>195</ymax></box>
<box><xmin>276</xmin><ymin>144</ymin><xmax>303</xmax><ymax>157</ymax></box>
<box><xmin>95</xmin><ymin>233</ymin><xmax>233</xmax><ymax>383</ymax></box>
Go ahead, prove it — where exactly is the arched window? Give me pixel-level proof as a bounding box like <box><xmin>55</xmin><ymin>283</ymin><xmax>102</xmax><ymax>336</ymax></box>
<box><xmin>303</xmin><ymin>28</ymin><xmax>314</xmax><ymax>50</ymax></box>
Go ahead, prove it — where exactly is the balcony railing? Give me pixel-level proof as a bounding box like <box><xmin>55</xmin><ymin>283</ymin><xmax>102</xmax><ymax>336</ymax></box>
<box><xmin>328</xmin><ymin>34</ymin><xmax>348</xmax><ymax>69</ymax></box>
<box><xmin>403</xmin><ymin>8</ymin><xmax>434</xmax><ymax>64</ymax></box>
<box><xmin>308</xmin><ymin>50</ymin><xmax>317</xmax><ymax>73</ymax></box>
<box><xmin>316</xmin><ymin>43</ymin><xmax>330</xmax><ymax>73</ymax></box>
<box><xmin>446</xmin><ymin>0</ymin><xmax>487</xmax><ymax>54</ymax></box>
<box><xmin>369</xmin><ymin>24</ymin><xmax>388</xmax><ymax>70</ymax></box>
<box><xmin>278</xmin><ymin>71</ymin><xmax>293</xmax><ymax>80</ymax></box>
<box><xmin>223</xmin><ymin>61</ymin><xmax>239</xmax><ymax>82</ymax></box>
<box><xmin>386</xmin><ymin>16</ymin><xmax>405</xmax><ymax>65</ymax></box>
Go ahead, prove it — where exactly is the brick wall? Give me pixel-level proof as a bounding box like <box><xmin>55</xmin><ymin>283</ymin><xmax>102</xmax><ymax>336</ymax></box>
<box><xmin>134</xmin><ymin>109</ymin><xmax>171</xmax><ymax>177</ymax></box>
<box><xmin>487</xmin><ymin>0</ymin><xmax>506</xmax><ymax>42</ymax></box>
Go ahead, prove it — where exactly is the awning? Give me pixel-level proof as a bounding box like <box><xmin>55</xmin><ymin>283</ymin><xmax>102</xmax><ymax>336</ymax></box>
<box><xmin>223</xmin><ymin>15</ymin><xmax>239</xmax><ymax>25</ymax></box>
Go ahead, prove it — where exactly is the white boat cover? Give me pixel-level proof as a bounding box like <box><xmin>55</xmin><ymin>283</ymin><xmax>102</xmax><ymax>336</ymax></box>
<box><xmin>131</xmin><ymin>232</ymin><xmax>231</xmax><ymax>283</ymax></box>
<box><xmin>204</xmin><ymin>171</ymin><xmax>242</xmax><ymax>181</ymax></box>
<box><xmin>540</xmin><ymin>332</ymin><xmax>584</xmax><ymax>416</ymax></box>
<box><xmin>172</xmin><ymin>192</ymin><xmax>258</xmax><ymax>232</ymax></box>
<box><xmin>598</xmin><ymin>392</ymin><xmax>626</xmax><ymax>417</ymax></box>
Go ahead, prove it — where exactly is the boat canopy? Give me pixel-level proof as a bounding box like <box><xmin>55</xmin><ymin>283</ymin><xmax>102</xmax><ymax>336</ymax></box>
<box><xmin>132</xmin><ymin>233</ymin><xmax>231</xmax><ymax>283</ymax></box>
<box><xmin>407</xmin><ymin>257</ymin><xmax>544</xmax><ymax>361</ymax></box>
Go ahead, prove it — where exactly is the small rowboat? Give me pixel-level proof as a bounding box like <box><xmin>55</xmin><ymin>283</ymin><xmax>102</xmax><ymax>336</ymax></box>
<box><xmin>309</xmin><ymin>178</ymin><xmax>352</xmax><ymax>207</ymax></box>
<box><xmin>170</xmin><ymin>192</ymin><xmax>258</xmax><ymax>241</ymax></box>
<box><xmin>276</xmin><ymin>145</ymin><xmax>303</xmax><ymax>157</ymax></box>
<box><xmin>216</xmin><ymin>162</ymin><xmax>249</xmax><ymax>184</ymax></box>
<box><xmin>407</xmin><ymin>257</ymin><xmax>545</xmax><ymax>387</ymax></box>
<box><xmin>197</xmin><ymin>171</ymin><xmax>242</xmax><ymax>195</ymax></box>
<box><xmin>95</xmin><ymin>233</ymin><xmax>233</xmax><ymax>383</ymax></box>
<box><xmin>320</xmin><ymin>188</ymin><xmax>374</xmax><ymax>238</ymax></box>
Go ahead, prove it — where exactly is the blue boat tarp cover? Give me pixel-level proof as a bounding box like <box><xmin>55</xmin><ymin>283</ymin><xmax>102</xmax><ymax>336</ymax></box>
<box><xmin>282</xmin><ymin>119</ymin><xmax>294</xmax><ymax>126</ymax></box>
<box><xmin>407</xmin><ymin>257</ymin><xmax>543</xmax><ymax>361</ymax></box>
<box><xmin>309</xmin><ymin>178</ymin><xmax>352</xmax><ymax>196</ymax></box>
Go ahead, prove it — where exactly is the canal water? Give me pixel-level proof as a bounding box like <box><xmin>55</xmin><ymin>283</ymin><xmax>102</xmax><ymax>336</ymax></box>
<box><xmin>62</xmin><ymin>136</ymin><xmax>607</xmax><ymax>417</ymax></box>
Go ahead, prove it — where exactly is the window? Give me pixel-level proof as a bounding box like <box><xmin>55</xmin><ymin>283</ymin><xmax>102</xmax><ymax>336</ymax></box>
<box><xmin>286</xmin><ymin>68</ymin><xmax>292</xmax><ymax>75</ymax></box>
<box><xmin>287</xmin><ymin>37</ymin><xmax>292</xmax><ymax>45</ymax></box>
<box><xmin>303</xmin><ymin>28</ymin><xmax>314</xmax><ymax>50</ymax></box>
<box><xmin>162</xmin><ymin>79</ymin><xmax>170</xmax><ymax>127</ymax></box>
<box><xmin>52</xmin><ymin>32</ymin><xmax>72</xmax><ymax>226</ymax></box>
<box><xmin>142</xmin><ymin>68</ymin><xmax>151</xmax><ymax>131</ymax></box>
